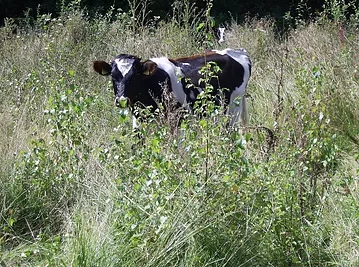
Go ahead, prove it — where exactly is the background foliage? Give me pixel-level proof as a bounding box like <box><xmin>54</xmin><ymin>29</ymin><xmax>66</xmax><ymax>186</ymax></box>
<box><xmin>0</xmin><ymin>0</ymin><xmax>327</xmax><ymax>28</ymax></box>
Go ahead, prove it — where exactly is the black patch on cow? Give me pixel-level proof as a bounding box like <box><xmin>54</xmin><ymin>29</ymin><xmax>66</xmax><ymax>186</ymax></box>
<box><xmin>109</xmin><ymin>54</ymin><xmax>174</xmax><ymax>112</ymax></box>
<box><xmin>174</xmin><ymin>54</ymin><xmax>246</xmax><ymax>108</ymax></box>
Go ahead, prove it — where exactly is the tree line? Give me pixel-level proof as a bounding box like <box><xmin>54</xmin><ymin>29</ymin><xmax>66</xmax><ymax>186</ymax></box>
<box><xmin>1</xmin><ymin>0</ymin><xmax>327</xmax><ymax>27</ymax></box>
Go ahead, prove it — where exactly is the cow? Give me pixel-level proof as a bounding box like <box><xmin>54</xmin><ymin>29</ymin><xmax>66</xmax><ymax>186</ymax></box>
<box><xmin>93</xmin><ymin>48</ymin><xmax>251</xmax><ymax>128</ymax></box>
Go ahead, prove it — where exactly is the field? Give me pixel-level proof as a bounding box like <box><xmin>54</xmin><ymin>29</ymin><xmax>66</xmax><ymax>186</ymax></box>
<box><xmin>1</xmin><ymin>3</ymin><xmax>359</xmax><ymax>266</ymax></box>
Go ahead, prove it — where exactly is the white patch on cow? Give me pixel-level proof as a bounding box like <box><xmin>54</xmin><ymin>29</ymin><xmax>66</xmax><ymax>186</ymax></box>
<box><xmin>149</xmin><ymin>57</ymin><xmax>187</xmax><ymax>105</ymax></box>
<box><xmin>114</xmin><ymin>58</ymin><xmax>135</xmax><ymax>77</ymax></box>
<box><xmin>214</xmin><ymin>48</ymin><xmax>251</xmax><ymax>127</ymax></box>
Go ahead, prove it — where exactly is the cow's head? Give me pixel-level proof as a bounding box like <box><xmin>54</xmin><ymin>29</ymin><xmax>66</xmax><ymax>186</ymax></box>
<box><xmin>93</xmin><ymin>54</ymin><xmax>160</xmax><ymax>108</ymax></box>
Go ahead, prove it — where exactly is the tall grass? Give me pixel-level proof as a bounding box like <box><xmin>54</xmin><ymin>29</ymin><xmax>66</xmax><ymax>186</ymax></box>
<box><xmin>1</xmin><ymin>2</ymin><xmax>359</xmax><ymax>266</ymax></box>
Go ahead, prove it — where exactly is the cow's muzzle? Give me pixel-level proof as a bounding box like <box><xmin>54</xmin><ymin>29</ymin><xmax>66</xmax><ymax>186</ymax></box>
<box><xmin>115</xmin><ymin>96</ymin><xmax>129</xmax><ymax>108</ymax></box>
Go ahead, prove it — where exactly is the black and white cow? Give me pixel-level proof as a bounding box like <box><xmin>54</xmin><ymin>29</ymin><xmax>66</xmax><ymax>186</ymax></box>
<box><xmin>93</xmin><ymin>48</ymin><xmax>251</xmax><ymax>128</ymax></box>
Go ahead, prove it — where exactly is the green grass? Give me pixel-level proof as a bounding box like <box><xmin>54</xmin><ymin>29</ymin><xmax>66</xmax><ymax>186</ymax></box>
<box><xmin>1</xmin><ymin>4</ymin><xmax>359</xmax><ymax>266</ymax></box>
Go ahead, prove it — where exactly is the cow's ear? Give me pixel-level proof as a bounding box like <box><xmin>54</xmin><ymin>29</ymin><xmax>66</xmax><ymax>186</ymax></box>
<box><xmin>142</xmin><ymin>60</ymin><xmax>158</xmax><ymax>76</ymax></box>
<box><xmin>93</xmin><ymin>60</ymin><xmax>112</xmax><ymax>76</ymax></box>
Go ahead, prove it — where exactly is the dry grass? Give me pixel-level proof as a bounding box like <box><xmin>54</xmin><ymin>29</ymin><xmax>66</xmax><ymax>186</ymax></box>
<box><xmin>1</xmin><ymin>7</ymin><xmax>359</xmax><ymax>266</ymax></box>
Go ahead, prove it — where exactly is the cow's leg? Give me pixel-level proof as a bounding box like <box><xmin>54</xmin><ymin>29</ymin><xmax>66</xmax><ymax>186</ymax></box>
<box><xmin>132</xmin><ymin>114</ymin><xmax>139</xmax><ymax>129</ymax></box>
<box><xmin>228</xmin><ymin>103</ymin><xmax>241</xmax><ymax>127</ymax></box>
<box><xmin>228</xmin><ymin>85</ymin><xmax>247</xmax><ymax>127</ymax></box>
<box><xmin>130</xmin><ymin>114</ymin><xmax>144</xmax><ymax>149</ymax></box>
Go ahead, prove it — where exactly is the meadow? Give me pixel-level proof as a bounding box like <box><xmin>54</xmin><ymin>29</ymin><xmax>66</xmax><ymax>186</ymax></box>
<box><xmin>1</xmin><ymin>2</ymin><xmax>359</xmax><ymax>266</ymax></box>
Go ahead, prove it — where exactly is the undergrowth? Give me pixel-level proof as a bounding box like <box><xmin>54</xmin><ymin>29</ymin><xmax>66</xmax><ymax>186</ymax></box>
<box><xmin>1</xmin><ymin>0</ymin><xmax>359</xmax><ymax>266</ymax></box>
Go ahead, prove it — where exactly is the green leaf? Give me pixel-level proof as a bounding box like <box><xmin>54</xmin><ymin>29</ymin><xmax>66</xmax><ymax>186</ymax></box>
<box><xmin>199</xmin><ymin>119</ymin><xmax>207</xmax><ymax>128</ymax></box>
<box><xmin>209</xmin><ymin>17</ymin><xmax>215</xmax><ymax>27</ymax></box>
<box><xmin>152</xmin><ymin>138</ymin><xmax>159</xmax><ymax>147</ymax></box>
<box><xmin>68</xmin><ymin>69</ymin><xmax>75</xmax><ymax>77</ymax></box>
<box><xmin>8</xmin><ymin>218</ymin><xmax>15</xmax><ymax>226</ymax></box>
<box><xmin>196</xmin><ymin>22</ymin><xmax>205</xmax><ymax>31</ymax></box>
